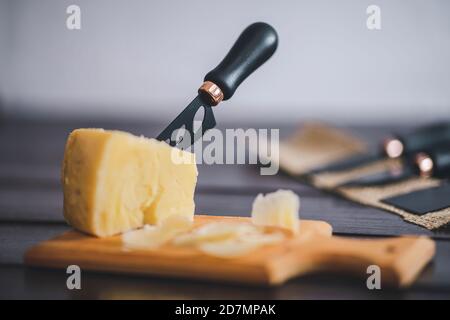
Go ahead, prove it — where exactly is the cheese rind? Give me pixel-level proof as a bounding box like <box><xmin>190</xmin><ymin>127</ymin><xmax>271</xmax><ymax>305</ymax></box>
<box><xmin>62</xmin><ymin>129</ymin><xmax>197</xmax><ymax>237</ymax></box>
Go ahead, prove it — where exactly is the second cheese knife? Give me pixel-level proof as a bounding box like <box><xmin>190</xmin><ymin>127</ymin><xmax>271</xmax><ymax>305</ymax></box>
<box><xmin>310</xmin><ymin>122</ymin><xmax>450</xmax><ymax>174</ymax></box>
<box><xmin>340</xmin><ymin>144</ymin><xmax>450</xmax><ymax>188</ymax></box>
<box><xmin>157</xmin><ymin>22</ymin><xmax>278</xmax><ymax>148</ymax></box>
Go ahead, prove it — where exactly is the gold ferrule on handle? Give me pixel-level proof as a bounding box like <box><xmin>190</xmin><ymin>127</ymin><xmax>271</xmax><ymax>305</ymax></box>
<box><xmin>415</xmin><ymin>152</ymin><xmax>434</xmax><ymax>178</ymax></box>
<box><xmin>198</xmin><ymin>81</ymin><xmax>224</xmax><ymax>106</ymax></box>
<box><xmin>383</xmin><ymin>137</ymin><xmax>404</xmax><ymax>159</ymax></box>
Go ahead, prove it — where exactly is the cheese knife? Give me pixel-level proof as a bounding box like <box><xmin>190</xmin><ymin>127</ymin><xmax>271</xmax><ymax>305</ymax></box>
<box><xmin>156</xmin><ymin>22</ymin><xmax>278</xmax><ymax>148</ymax></box>
<box><xmin>340</xmin><ymin>144</ymin><xmax>450</xmax><ymax>188</ymax></box>
<box><xmin>309</xmin><ymin>122</ymin><xmax>450</xmax><ymax>174</ymax></box>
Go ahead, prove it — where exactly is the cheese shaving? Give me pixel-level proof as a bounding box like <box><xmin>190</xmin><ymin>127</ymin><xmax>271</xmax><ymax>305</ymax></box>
<box><xmin>122</xmin><ymin>214</ymin><xmax>193</xmax><ymax>249</ymax></box>
<box><xmin>198</xmin><ymin>239</ymin><xmax>260</xmax><ymax>258</ymax></box>
<box><xmin>172</xmin><ymin>222</ymin><xmax>259</xmax><ymax>246</ymax></box>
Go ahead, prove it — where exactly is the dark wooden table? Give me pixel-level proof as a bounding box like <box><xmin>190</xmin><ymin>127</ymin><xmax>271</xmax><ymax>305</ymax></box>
<box><xmin>1</xmin><ymin>118</ymin><xmax>449</xmax><ymax>299</ymax></box>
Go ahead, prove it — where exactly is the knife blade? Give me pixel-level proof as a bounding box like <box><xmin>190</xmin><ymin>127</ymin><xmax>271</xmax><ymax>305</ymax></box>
<box><xmin>309</xmin><ymin>122</ymin><xmax>450</xmax><ymax>174</ymax></box>
<box><xmin>340</xmin><ymin>144</ymin><xmax>450</xmax><ymax>188</ymax></box>
<box><xmin>156</xmin><ymin>96</ymin><xmax>216</xmax><ymax>148</ymax></box>
<box><xmin>157</xmin><ymin>22</ymin><xmax>278</xmax><ymax>148</ymax></box>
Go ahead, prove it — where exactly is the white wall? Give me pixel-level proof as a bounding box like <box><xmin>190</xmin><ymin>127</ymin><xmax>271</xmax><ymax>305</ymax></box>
<box><xmin>0</xmin><ymin>0</ymin><xmax>9</xmax><ymax>105</ymax></box>
<box><xmin>1</xmin><ymin>0</ymin><xmax>449</xmax><ymax>123</ymax></box>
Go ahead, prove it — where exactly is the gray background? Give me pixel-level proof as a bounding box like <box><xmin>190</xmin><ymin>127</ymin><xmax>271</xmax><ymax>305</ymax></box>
<box><xmin>0</xmin><ymin>0</ymin><xmax>449</xmax><ymax>124</ymax></box>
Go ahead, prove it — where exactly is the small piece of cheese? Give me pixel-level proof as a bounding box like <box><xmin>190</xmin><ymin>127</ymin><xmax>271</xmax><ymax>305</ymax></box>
<box><xmin>172</xmin><ymin>222</ymin><xmax>259</xmax><ymax>246</ymax></box>
<box><xmin>251</xmin><ymin>189</ymin><xmax>300</xmax><ymax>234</ymax></box>
<box><xmin>62</xmin><ymin>128</ymin><xmax>197</xmax><ymax>237</ymax></box>
<box><xmin>197</xmin><ymin>232</ymin><xmax>285</xmax><ymax>258</ymax></box>
<box><xmin>122</xmin><ymin>215</ymin><xmax>193</xmax><ymax>249</ymax></box>
<box><xmin>198</xmin><ymin>239</ymin><xmax>260</xmax><ymax>258</ymax></box>
<box><xmin>240</xmin><ymin>232</ymin><xmax>285</xmax><ymax>245</ymax></box>
<box><xmin>173</xmin><ymin>221</ymin><xmax>285</xmax><ymax>258</ymax></box>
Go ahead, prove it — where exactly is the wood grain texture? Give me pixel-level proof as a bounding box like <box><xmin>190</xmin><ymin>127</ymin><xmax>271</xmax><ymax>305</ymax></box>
<box><xmin>25</xmin><ymin>215</ymin><xmax>434</xmax><ymax>287</ymax></box>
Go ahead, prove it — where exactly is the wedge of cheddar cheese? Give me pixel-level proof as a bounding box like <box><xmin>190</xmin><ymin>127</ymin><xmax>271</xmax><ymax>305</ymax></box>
<box><xmin>62</xmin><ymin>128</ymin><xmax>197</xmax><ymax>237</ymax></box>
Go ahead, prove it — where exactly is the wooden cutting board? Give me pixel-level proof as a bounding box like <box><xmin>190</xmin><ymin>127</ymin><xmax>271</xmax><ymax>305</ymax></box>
<box><xmin>24</xmin><ymin>215</ymin><xmax>435</xmax><ymax>287</ymax></box>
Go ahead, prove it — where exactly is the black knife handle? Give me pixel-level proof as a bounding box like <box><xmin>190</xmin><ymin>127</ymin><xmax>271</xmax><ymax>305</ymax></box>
<box><xmin>392</xmin><ymin>122</ymin><xmax>450</xmax><ymax>156</ymax></box>
<box><xmin>204</xmin><ymin>22</ymin><xmax>278</xmax><ymax>101</ymax></box>
<box><xmin>412</xmin><ymin>144</ymin><xmax>450</xmax><ymax>178</ymax></box>
<box><xmin>433</xmin><ymin>148</ymin><xmax>450</xmax><ymax>178</ymax></box>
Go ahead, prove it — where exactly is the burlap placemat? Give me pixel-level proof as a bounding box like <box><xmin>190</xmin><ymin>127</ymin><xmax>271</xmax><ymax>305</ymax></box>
<box><xmin>338</xmin><ymin>178</ymin><xmax>449</xmax><ymax>230</ymax></box>
<box><xmin>277</xmin><ymin>123</ymin><xmax>367</xmax><ymax>176</ymax></box>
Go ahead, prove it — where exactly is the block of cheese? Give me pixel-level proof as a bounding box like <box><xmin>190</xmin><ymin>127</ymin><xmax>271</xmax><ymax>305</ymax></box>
<box><xmin>62</xmin><ymin>128</ymin><xmax>197</xmax><ymax>237</ymax></box>
<box><xmin>251</xmin><ymin>189</ymin><xmax>300</xmax><ymax>234</ymax></box>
